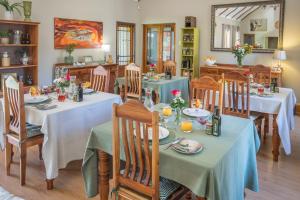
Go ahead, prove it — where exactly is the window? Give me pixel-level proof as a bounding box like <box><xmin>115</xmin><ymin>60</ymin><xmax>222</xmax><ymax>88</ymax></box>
<box><xmin>116</xmin><ymin>22</ymin><xmax>135</xmax><ymax>65</ymax></box>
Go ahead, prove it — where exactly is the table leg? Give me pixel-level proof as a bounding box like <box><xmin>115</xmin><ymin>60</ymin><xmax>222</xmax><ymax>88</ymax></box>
<box><xmin>98</xmin><ymin>150</ymin><xmax>110</xmax><ymax>200</ymax></box>
<box><xmin>46</xmin><ymin>179</ymin><xmax>54</xmax><ymax>190</ymax></box>
<box><xmin>272</xmin><ymin>114</ymin><xmax>280</xmax><ymax>162</ymax></box>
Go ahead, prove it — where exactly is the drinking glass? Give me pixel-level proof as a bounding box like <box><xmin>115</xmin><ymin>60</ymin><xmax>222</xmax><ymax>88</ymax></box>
<box><xmin>160</xmin><ymin>106</ymin><xmax>173</xmax><ymax>128</ymax></box>
<box><xmin>180</xmin><ymin>120</ymin><xmax>193</xmax><ymax>133</ymax></box>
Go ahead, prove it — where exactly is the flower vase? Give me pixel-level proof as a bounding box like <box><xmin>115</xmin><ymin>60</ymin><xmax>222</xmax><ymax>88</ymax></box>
<box><xmin>64</xmin><ymin>55</ymin><xmax>74</xmax><ymax>64</ymax></box>
<box><xmin>4</xmin><ymin>11</ymin><xmax>13</xmax><ymax>20</ymax></box>
<box><xmin>57</xmin><ymin>87</ymin><xmax>67</xmax><ymax>102</ymax></box>
<box><xmin>175</xmin><ymin>108</ymin><xmax>182</xmax><ymax>125</ymax></box>
<box><xmin>23</xmin><ymin>1</ymin><xmax>32</xmax><ymax>21</ymax></box>
<box><xmin>237</xmin><ymin>56</ymin><xmax>243</xmax><ymax>67</ymax></box>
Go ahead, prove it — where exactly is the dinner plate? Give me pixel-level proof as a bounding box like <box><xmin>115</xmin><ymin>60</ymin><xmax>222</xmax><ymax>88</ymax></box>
<box><xmin>134</xmin><ymin>126</ymin><xmax>169</xmax><ymax>141</ymax></box>
<box><xmin>83</xmin><ymin>88</ymin><xmax>94</xmax><ymax>94</ymax></box>
<box><xmin>172</xmin><ymin>139</ymin><xmax>203</xmax><ymax>155</ymax></box>
<box><xmin>25</xmin><ymin>96</ymin><xmax>49</xmax><ymax>104</ymax></box>
<box><xmin>183</xmin><ymin>108</ymin><xmax>211</xmax><ymax>118</ymax></box>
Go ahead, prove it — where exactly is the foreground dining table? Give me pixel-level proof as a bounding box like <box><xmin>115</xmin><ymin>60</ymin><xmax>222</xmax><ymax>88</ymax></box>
<box><xmin>0</xmin><ymin>92</ymin><xmax>122</xmax><ymax>188</ymax></box>
<box><xmin>82</xmin><ymin>104</ymin><xmax>260</xmax><ymax>200</ymax></box>
<box><xmin>115</xmin><ymin>76</ymin><xmax>190</xmax><ymax>103</ymax></box>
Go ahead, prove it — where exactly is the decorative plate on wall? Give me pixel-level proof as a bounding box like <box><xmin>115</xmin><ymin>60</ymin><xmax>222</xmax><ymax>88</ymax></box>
<box><xmin>54</xmin><ymin>18</ymin><xmax>103</xmax><ymax>49</ymax></box>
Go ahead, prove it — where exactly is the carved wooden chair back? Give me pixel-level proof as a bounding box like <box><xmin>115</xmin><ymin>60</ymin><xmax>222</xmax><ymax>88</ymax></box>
<box><xmin>112</xmin><ymin>100</ymin><xmax>160</xmax><ymax>199</ymax></box>
<box><xmin>3</xmin><ymin>76</ymin><xmax>26</xmax><ymax>140</ymax></box>
<box><xmin>223</xmin><ymin>71</ymin><xmax>250</xmax><ymax>119</ymax></box>
<box><xmin>199</xmin><ymin>73</ymin><xmax>222</xmax><ymax>81</ymax></box>
<box><xmin>125</xmin><ymin>63</ymin><xmax>142</xmax><ymax>101</ymax></box>
<box><xmin>90</xmin><ymin>66</ymin><xmax>110</xmax><ymax>92</ymax></box>
<box><xmin>163</xmin><ymin>60</ymin><xmax>176</xmax><ymax>75</ymax></box>
<box><xmin>190</xmin><ymin>75</ymin><xmax>224</xmax><ymax>113</ymax></box>
<box><xmin>249</xmin><ymin>65</ymin><xmax>271</xmax><ymax>85</ymax></box>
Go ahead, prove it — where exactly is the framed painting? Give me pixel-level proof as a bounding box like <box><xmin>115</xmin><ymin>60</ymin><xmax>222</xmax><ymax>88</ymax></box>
<box><xmin>54</xmin><ymin>18</ymin><xmax>103</xmax><ymax>49</ymax></box>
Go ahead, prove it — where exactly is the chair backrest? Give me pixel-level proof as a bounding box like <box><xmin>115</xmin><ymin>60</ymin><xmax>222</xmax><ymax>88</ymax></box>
<box><xmin>190</xmin><ymin>75</ymin><xmax>224</xmax><ymax>113</ymax></box>
<box><xmin>112</xmin><ymin>100</ymin><xmax>160</xmax><ymax>199</ymax></box>
<box><xmin>90</xmin><ymin>66</ymin><xmax>110</xmax><ymax>92</ymax></box>
<box><xmin>125</xmin><ymin>63</ymin><xmax>142</xmax><ymax>100</ymax></box>
<box><xmin>249</xmin><ymin>65</ymin><xmax>271</xmax><ymax>85</ymax></box>
<box><xmin>199</xmin><ymin>73</ymin><xmax>222</xmax><ymax>82</ymax></box>
<box><xmin>223</xmin><ymin>71</ymin><xmax>250</xmax><ymax>119</ymax></box>
<box><xmin>163</xmin><ymin>60</ymin><xmax>176</xmax><ymax>76</ymax></box>
<box><xmin>3</xmin><ymin>76</ymin><xmax>26</xmax><ymax>140</ymax></box>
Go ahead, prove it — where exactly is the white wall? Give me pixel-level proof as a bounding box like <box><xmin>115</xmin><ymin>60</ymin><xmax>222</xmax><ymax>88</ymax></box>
<box><xmin>1</xmin><ymin>0</ymin><xmax>140</xmax><ymax>86</ymax></box>
<box><xmin>139</xmin><ymin>0</ymin><xmax>300</xmax><ymax>102</ymax></box>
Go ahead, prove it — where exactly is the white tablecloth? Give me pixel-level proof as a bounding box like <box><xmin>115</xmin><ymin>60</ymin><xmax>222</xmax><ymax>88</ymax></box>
<box><xmin>248</xmin><ymin>88</ymin><xmax>296</xmax><ymax>155</ymax></box>
<box><xmin>0</xmin><ymin>92</ymin><xmax>122</xmax><ymax>179</ymax></box>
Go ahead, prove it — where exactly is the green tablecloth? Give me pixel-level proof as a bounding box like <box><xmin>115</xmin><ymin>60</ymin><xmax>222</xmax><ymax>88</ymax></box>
<box><xmin>82</xmin><ymin>109</ymin><xmax>260</xmax><ymax>200</ymax></box>
<box><xmin>115</xmin><ymin>76</ymin><xmax>189</xmax><ymax>103</ymax></box>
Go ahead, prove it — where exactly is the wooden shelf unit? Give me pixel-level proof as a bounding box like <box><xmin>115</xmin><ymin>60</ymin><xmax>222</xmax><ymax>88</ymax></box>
<box><xmin>180</xmin><ymin>28</ymin><xmax>199</xmax><ymax>78</ymax></box>
<box><xmin>0</xmin><ymin>20</ymin><xmax>39</xmax><ymax>96</ymax></box>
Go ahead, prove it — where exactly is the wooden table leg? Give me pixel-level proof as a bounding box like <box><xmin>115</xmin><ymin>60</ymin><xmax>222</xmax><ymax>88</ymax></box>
<box><xmin>272</xmin><ymin>114</ymin><xmax>280</xmax><ymax>162</ymax></box>
<box><xmin>98</xmin><ymin>150</ymin><xmax>110</xmax><ymax>200</ymax></box>
<box><xmin>46</xmin><ymin>179</ymin><xmax>54</xmax><ymax>190</ymax></box>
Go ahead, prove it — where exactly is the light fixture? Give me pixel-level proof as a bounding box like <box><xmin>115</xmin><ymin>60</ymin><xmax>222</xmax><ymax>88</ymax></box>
<box><xmin>273</xmin><ymin>49</ymin><xmax>287</xmax><ymax>71</ymax></box>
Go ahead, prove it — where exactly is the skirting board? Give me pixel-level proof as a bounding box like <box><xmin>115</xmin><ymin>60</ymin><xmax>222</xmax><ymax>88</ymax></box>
<box><xmin>296</xmin><ymin>104</ymin><xmax>300</xmax><ymax>116</ymax></box>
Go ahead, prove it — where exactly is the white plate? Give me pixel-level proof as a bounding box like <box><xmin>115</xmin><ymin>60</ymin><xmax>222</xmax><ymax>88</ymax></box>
<box><xmin>183</xmin><ymin>108</ymin><xmax>211</xmax><ymax>118</ymax></box>
<box><xmin>83</xmin><ymin>88</ymin><xmax>94</xmax><ymax>94</ymax></box>
<box><xmin>134</xmin><ymin>126</ymin><xmax>169</xmax><ymax>141</ymax></box>
<box><xmin>172</xmin><ymin>139</ymin><xmax>203</xmax><ymax>155</ymax></box>
<box><xmin>258</xmin><ymin>93</ymin><xmax>274</xmax><ymax>98</ymax></box>
<box><xmin>25</xmin><ymin>96</ymin><xmax>49</xmax><ymax>104</ymax></box>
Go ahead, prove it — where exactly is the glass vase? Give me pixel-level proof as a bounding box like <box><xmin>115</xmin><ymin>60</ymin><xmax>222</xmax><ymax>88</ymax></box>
<box><xmin>23</xmin><ymin>1</ymin><xmax>32</xmax><ymax>21</ymax></box>
<box><xmin>175</xmin><ymin>108</ymin><xmax>182</xmax><ymax>125</ymax></box>
<box><xmin>237</xmin><ymin>56</ymin><xmax>243</xmax><ymax>67</ymax></box>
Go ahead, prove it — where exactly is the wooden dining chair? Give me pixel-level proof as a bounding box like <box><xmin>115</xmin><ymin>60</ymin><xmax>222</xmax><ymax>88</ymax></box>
<box><xmin>249</xmin><ymin>65</ymin><xmax>271</xmax><ymax>85</ymax></box>
<box><xmin>223</xmin><ymin>71</ymin><xmax>265</xmax><ymax>138</ymax></box>
<box><xmin>163</xmin><ymin>60</ymin><xmax>176</xmax><ymax>76</ymax></box>
<box><xmin>90</xmin><ymin>65</ymin><xmax>110</xmax><ymax>92</ymax></box>
<box><xmin>199</xmin><ymin>73</ymin><xmax>222</xmax><ymax>82</ymax></box>
<box><xmin>190</xmin><ymin>75</ymin><xmax>224</xmax><ymax>113</ymax></box>
<box><xmin>3</xmin><ymin>76</ymin><xmax>44</xmax><ymax>186</ymax></box>
<box><xmin>223</xmin><ymin>71</ymin><xmax>250</xmax><ymax>118</ymax></box>
<box><xmin>112</xmin><ymin>100</ymin><xmax>185</xmax><ymax>200</ymax></box>
<box><xmin>125</xmin><ymin>63</ymin><xmax>142</xmax><ymax>101</ymax></box>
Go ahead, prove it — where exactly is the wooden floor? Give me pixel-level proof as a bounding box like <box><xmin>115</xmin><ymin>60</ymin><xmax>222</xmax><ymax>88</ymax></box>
<box><xmin>0</xmin><ymin>116</ymin><xmax>300</xmax><ymax>200</ymax></box>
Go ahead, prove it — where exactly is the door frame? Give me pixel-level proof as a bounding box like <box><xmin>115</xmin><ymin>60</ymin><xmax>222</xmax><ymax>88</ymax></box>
<box><xmin>142</xmin><ymin>23</ymin><xmax>176</xmax><ymax>73</ymax></box>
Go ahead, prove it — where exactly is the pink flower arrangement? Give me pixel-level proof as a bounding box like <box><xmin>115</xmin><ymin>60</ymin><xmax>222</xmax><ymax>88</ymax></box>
<box><xmin>149</xmin><ymin>63</ymin><xmax>156</xmax><ymax>72</ymax></box>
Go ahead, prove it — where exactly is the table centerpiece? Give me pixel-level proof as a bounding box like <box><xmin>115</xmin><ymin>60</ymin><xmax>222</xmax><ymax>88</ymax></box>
<box><xmin>170</xmin><ymin>89</ymin><xmax>186</xmax><ymax>125</ymax></box>
<box><xmin>232</xmin><ymin>44</ymin><xmax>253</xmax><ymax>66</ymax></box>
<box><xmin>53</xmin><ymin>71</ymin><xmax>70</xmax><ymax>102</ymax></box>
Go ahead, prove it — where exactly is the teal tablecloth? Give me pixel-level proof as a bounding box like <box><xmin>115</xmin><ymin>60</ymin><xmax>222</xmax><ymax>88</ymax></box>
<box><xmin>115</xmin><ymin>76</ymin><xmax>189</xmax><ymax>103</ymax></box>
<box><xmin>82</xmin><ymin>112</ymin><xmax>260</xmax><ymax>200</ymax></box>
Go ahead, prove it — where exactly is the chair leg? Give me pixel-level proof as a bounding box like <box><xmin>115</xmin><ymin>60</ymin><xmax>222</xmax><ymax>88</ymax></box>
<box><xmin>38</xmin><ymin>144</ymin><xmax>43</xmax><ymax>160</ymax></box>
<box><xmin>5</xmin><ymin>141</ymin><xmax>12</xmax><ymax>176</ymax></box>
<box><xmin>20</xmin><ymin>144</ymin><xmax>27</xmax><ymax>186</ymax></box>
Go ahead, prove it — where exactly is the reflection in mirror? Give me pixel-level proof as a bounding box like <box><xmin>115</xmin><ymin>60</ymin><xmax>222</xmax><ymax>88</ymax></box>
<box><xmin>211</xmin><ymin>0</ymin><xmax>285</xmax><ymax>53</ymax></box>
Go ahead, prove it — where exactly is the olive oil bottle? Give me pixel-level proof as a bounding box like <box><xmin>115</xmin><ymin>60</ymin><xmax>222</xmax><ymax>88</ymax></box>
<box><xmin>212</xmin><ymin>107</ymin><xmax>221</xmax><ymax>136</ymax></box>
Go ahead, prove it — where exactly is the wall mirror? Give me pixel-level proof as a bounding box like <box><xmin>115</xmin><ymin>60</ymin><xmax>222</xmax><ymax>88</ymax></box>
<box><xmin>211</xmin><ymin>0</ymin><xmax>285</xmax><ymax>53</ymax></box>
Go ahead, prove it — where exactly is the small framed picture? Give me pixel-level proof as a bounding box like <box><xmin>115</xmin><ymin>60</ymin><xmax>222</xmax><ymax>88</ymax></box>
<box><xmin>83</xmin><ymin>56</ymin><xmax>94</xmax><ymax>63</ymax></box>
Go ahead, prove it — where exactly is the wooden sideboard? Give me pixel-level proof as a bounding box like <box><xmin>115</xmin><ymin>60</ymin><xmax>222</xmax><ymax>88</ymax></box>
<box><xmin>54</xmin><ymin>63</ymin><xmax>119</xmax><ymax>93</ymax></box>
<box><xmin>200</xmin><ymin>64</ymin><xmax>283</xmax><ymax>87</ymax></box>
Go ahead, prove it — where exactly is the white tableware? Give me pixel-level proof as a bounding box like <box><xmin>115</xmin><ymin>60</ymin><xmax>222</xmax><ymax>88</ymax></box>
<box><xmin>183</xmin><ymin>108</ymin><xmax>211</xmax><ymax>118</ymax></box>
<box><xmin>134</xmin><ymin>126</ymin><xmax>169</xmax><ymax>141</ymax></box>
<box><xmin>83</xmin><ymin>88</ymin><xmax>94</xmax><ymax>94</ymax></box>
<box><xmin>25</xmin><ymin>96</ymin><xmax>49</xmax><ymax>104</ymax></box>
<box><xmin>172</xmin><ymin>139</ymin><xmax>203</xmax><ymax>154</ymax></box>
<box><xmin>258</xmin><ymin>92</ymin><xmax>274</xmax><ymax>98</ymax></box>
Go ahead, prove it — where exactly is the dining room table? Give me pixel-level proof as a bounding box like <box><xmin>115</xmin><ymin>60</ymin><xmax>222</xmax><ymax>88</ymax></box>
<box><xmin>82</xmin><ymin>104</ymin><xmax>260</xmax><ymax>200</ymax></box>
<box><xmin>225</xmin><ymin>87</ymin><xmax>296</xmax><ymax>161</ymax></box>
<box><xmin>0</xmin><ymin>91</ymin><xmax>122</xmax><ymax>189</ymax></box>
<box><xmin>115</xmin><ymin>75</ymin><xmax>190</xmax><ymax>103</ymax></box>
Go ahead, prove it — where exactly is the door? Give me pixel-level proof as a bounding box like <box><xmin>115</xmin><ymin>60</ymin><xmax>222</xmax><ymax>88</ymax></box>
<box><xmin>143</xmin><ymin>24</ymin><xmax>175</xmax><ymax>73</ymax></box>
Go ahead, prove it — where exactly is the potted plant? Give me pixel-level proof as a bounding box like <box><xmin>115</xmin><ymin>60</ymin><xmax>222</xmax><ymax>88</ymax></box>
<box><xmin>0</xmin><ymin>31</ymin><xmax>10</xmax><ymax>44</ymax></box>
<box><xmin>64</xmin><ymin>43</ymin><xmax>76</xmax><ymax>64</ymax></box>
<box><xmin>0</xmin><ymin>0</ymin><xmax>23</xmax><ymax>20</ymax></box>
<box><xmin>232</xmin><ymin>44</ymin><xmax>253</xmax><ymax>67</ymax></box>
